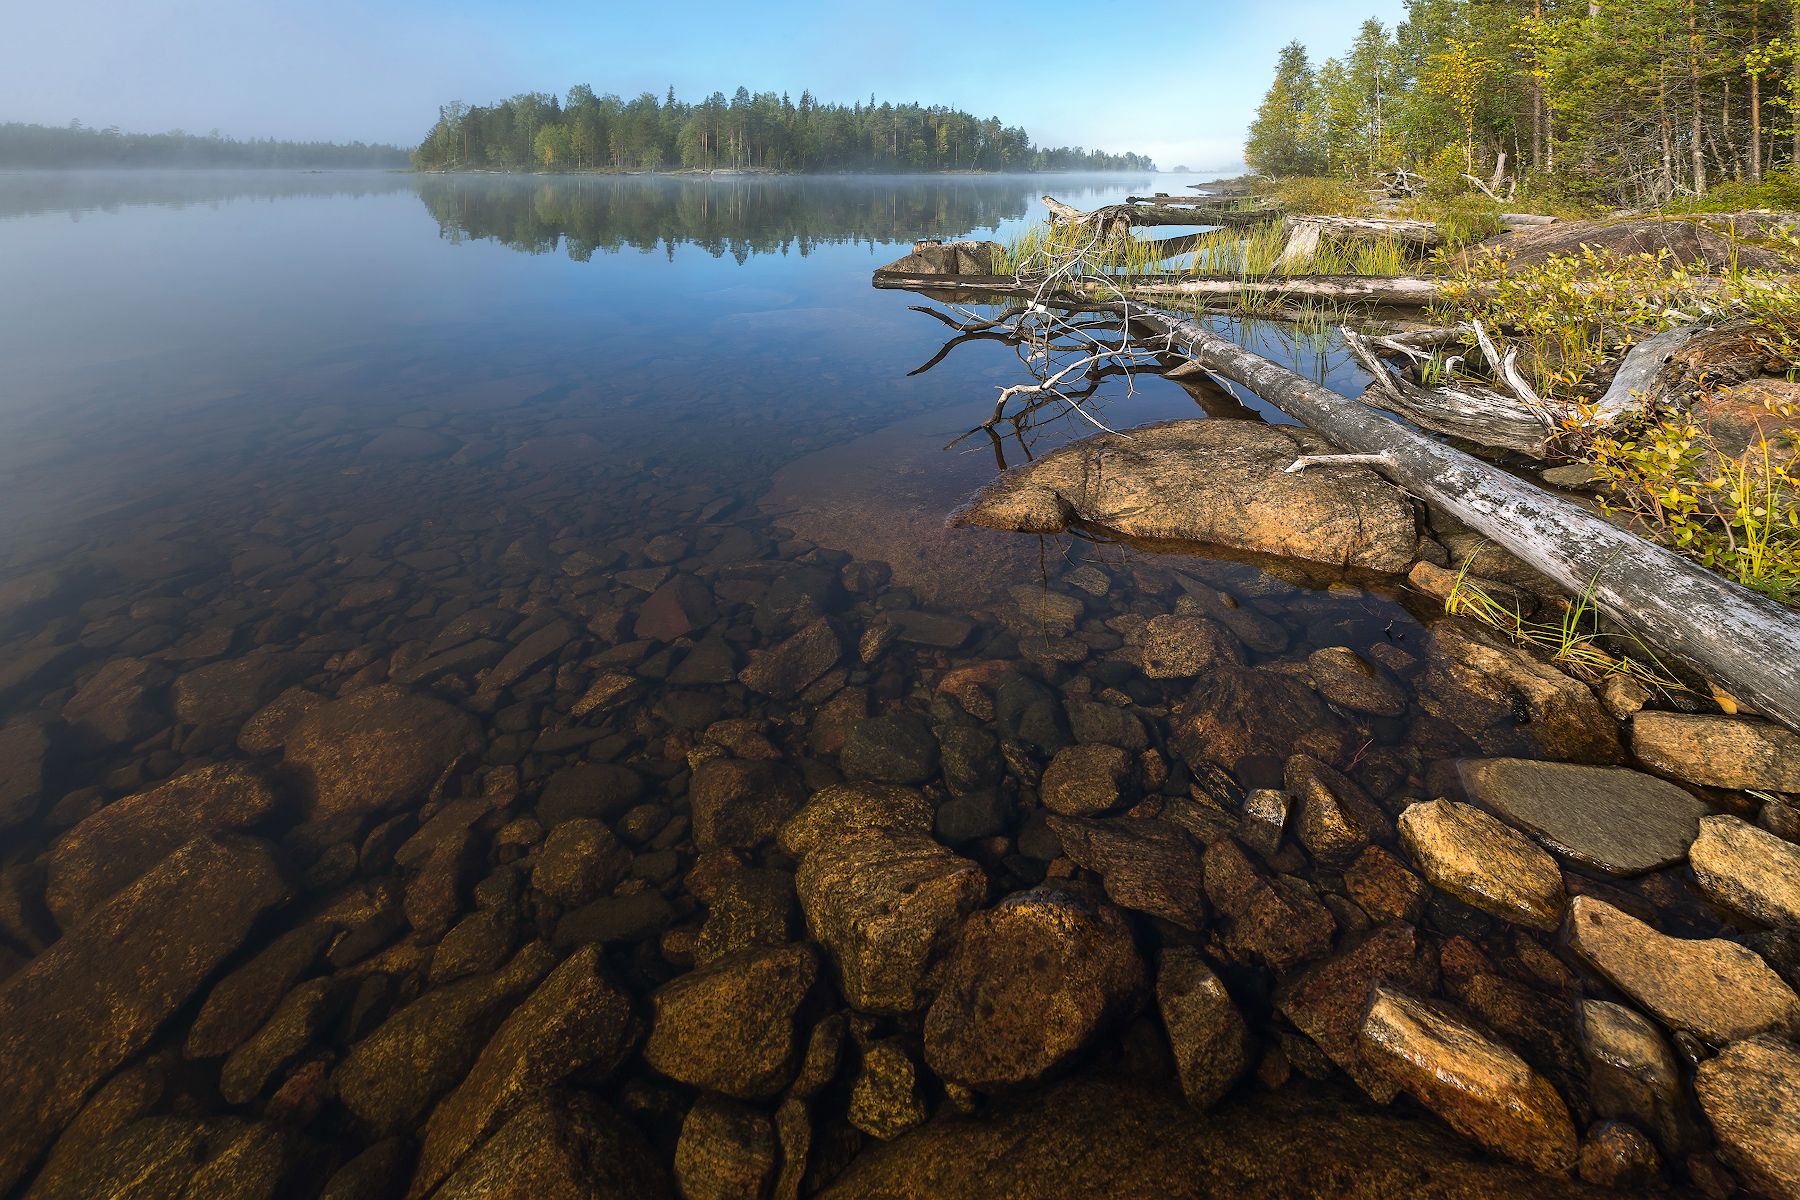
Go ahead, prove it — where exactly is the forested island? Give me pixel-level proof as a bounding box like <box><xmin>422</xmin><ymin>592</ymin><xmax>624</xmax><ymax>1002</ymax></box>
<box><xmin>0</xmin><ymin>121</ymin><xmax>411</xmax><ymax>169</ymax></box>
<box><xmin>1247</xmin><ymin>0</ymin><xmax>1800</xmax><ymax>207</ymax></box>
<box><xmin>411</xmin><ymin>86</ymin><xmax>1156</xmax><ymax>173</ymax></box>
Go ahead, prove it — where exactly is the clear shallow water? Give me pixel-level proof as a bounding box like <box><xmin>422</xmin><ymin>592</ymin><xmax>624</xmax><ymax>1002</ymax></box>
<box><xmin>0</xmin><ymin>171</ymin><xmax>1671</xmax><ymax>1197</ymax></box>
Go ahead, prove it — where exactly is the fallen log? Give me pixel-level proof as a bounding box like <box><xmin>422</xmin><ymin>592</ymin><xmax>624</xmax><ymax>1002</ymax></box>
<box><xmin>870</xmin><ymin>268</ymin><xmax>1444</xmax><ymax>309</ymax></box>
<box><xmin>1043</xmin><ymin>196</ymin><xmax>1281</xmax><ymax>235</ymax></box>
<box><xmin>1274</xmin><ymin>215</ymin><xmax>1443</xmax><ymax>271</ymax></box>
<box><xmin>1122</xmin><ymin>304</ymin><xmax>1800</xmax><ymax>731</ymax></box>
<box><xmin>1341</xmin><ymin>329</ymin><xmax>1553</xmax><ymax>456</ymax></box>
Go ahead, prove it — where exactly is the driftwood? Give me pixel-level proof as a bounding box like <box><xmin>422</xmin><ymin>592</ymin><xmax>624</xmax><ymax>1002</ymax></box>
<box><xmin>870</xmin><ymin>269</ymin><xmax>1444</xmax><ymax>309</ymax></box>
<box><xmin>1591</xmin><ymin>322</ymin><xmax>1733</xmax><ymax>423</ymax></box>
<box><xmin>1120</xmin><ymin>304</ymin><xmax>1800</xmax><ymax>730</ymax></box>
<box><xmin>1274</xmin><ymin>215</ymin><xmax>1442</xmax><ymax>271</ymax></box>
<box><xmin>1342</xmin><ymin>329</ymin><xmax>1554</xmax><ymax>456</ymax></box>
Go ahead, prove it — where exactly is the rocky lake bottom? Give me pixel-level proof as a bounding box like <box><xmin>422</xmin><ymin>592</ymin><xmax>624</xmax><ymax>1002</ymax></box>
<box><xmin>1</xmin><ymin>172</ymin><xmax>1800</xmax><ymax>1199</ymax></box>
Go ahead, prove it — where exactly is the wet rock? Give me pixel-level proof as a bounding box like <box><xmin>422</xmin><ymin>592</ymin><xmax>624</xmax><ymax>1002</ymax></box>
<box><xmin>483</xmin><ymin>619</ymin><xmax>575</xmax><ymax>693</ymax></box>
<box><xmin>1579</xmin><ymin>999</ymin><xmax>1688</xmax><ymax>1154</ymax></box>
<box><xmin>1046</xmin><ymin>815</ymin><xmax>1208</xmax><ymax>930</ymax></box>
<box><xmin>1694</xmin><ymin>1034</ymin><xmax>1800</xmax><ymax>1200</ymax></box>
<box><xmin>691</xmin><ymin>758</ymin><xmax>806</xmax><ymax>852</ymax></box>
<box><xmin>1304</xmin><ymin>646</ymin><xmax>1408</xmax><ymax>717</ymax></box>
<box><xmin>1171</xmin><ymin>667</ymin><xmax>1349</xmax><ymax>774</ymax></box>
<box><xmin>739</xmin><ymin>617</ymin><xmax>842</xmax><ymax>699</ymax></box>
<box><xmin>410</xmin><ymin>945</ymin><xmax>634</xmax><ymax>1196</ymax></box>
<box><xmin>333</xmin><ymin>942</ymin><xmax>555</xmax><ymax>1136</ymax></box>
<box><xmin>1201</xmin><ymin>837</ymin><xmax>1336</xmax><ymax>973</ymax></box>
<box><xmin>1631</xmin><ymin>712</ymin><xmax>1800</xmax><ymax>793</ymax></box>
<box><xmin>62</xmin><ymin>656</ymin><xmax>166</xmax><ymax>746</ymax></box>
<box><xmin>1238</xmin><ymin>788</ymin><xmax>1288</xmax><ymax>858</ymax></box>
<box><xmin>817</xmin><ymin>1074</ymin><xmax>1607</xmax><ymax>1199</ymax></box>
<box><xmin>31</xmin><ymin>1115</ymin><xmax>298</xmax><ymax>1200</ymax></box>
<box><xmin>171</xmin><ymin>652</ymin><xmax>297</xmax><ymax>729</ymax></box>
<box><xmin>185</xmin><ymin>922</ymin><xmax>335</xmax><ymax>1058</ymax></box>
<box><xmin>237</xmin><ymin>686</ymin><xmax>324</xmax><ymax>755</ymax></box>
<box><xmin>44</xmin><ymin>761</ymin><xmax>280</xmax><ymax>925</ymax></box>
<box><xmin>840</xmin><ymin>712</ymin><xmax>940</xmax><ymax>786</ymax></box>
<box><xmin>1156</xmin><ymin>947</ymin><xmax>1251</xmax><ymax>1110</ymax></box>
<box><xmin>537</xmin><ymin>762</ymin><xmax>645</xmax><ymax>826</ymax></box>
<box><xmin>553</xmin><ymin>890</ymin><xmax>674</xmax><ymax>949</ymax></box>
<box><xmin>1566</xmin><ymin>896</ymin><xmax>1800</xmax><ymax>1044</ymax></box>
<box><xmin>849</xmin><ymin>1041</ymin><xmax>930</xmax><ymax>1140</ymax></box>
<box><xmin>1360</xmin><ymin>984</ymin><xmax>1578</xmax><ymax>1174</ymax></box>
<box><xmin>1398</xmin><ymin>799</ymin><xmax>1565</xmax><ymax>931</ymax></box>
<box><xmin>954</xmin><ymin>420</ymin><xmax>1419</xmax><ymax>572</ymax></box>
<box><xmin>285</xmin><ymin>685</ymin><xmax>479</xmax><ymax>822</ymax></box>
<box><xmin>1064</xmin><ymin>700</ymin><xmax>1147</xmax><ymax>752</ymax></box>
<box><xmin>1419</xmin><ymin>623</ymin><xmax>1621</xmax><ymax>764</ymax></box>
<box><xmin>795</xmin><ymin>830</ymin><xmax>987</xmax><ymax>1014</ymax></box>
<box><xmin>433</xmin><ymin>1091</ymin><xmax>672</xmax><ymax>1200</ymax></box>
<box><xmin>0</xmin><ymin>835</ymin><xmax>288</xmax><ymax>1193</ymax></box>
<box><xmin>1345</xmin><ymin>846</ymin><xmax>1430</xmax><ymax>924</ymax></box>
<box><xmin>885</xmin><ymin>609</ymin><xmax>974</xmax><ymax>648</ymax></box>
<box><xmin>1277</xmin><ymin>923</ymin><xmax>1435</xmax><ymax>1104</ymax></box>
<box><xmin>1287</xmin><ymin>755</ymin><xmax>1393</xmax><ymax>868</ymax></box>
<box><xmin>0</xmin><ymin>715</ymin><xmax>49</xmax><ymax>833</ymax></box>
<box><xmin>219</xmin><ymin>976</ymin><xmax>340</xmax><ymax>1104</ymax></box>
<box><xmin>1691</xmin><ymin>815</ymin><xmax>1800</xmax><ymax>929</ymax></box>
<box><xmin>696</xmin><ymin>868</ymin><xmax>797</xmax><ymax>966</ymax></box>
<box><xmin>635</xmin><ymin>574</ymin><xmax>717</xmax><ymax>642</ymax></box>
<box><xmin>1041</xmin><ymin>743</ymin><xmax>1132</xmax><ymax>817</ymax></box>
<box><xmin>778</xmin><ymin>783</ymin><xmax>933</xmax><ymax>858</ymax></box>
<box><xmin>923</xmin><ymin>883</ymin><xmax>1146</xmax><ymax>1090</ymax></box>
<box><xmin>532</xmin><ymin>817</ymin><xmax>630</xmax><ymax>907</ymax></box>
<box><xmin>1458</xmin><ymin>758</ymin><xmax>1708</xmax><ymax>876</ymax></box>
<box><xmin>675</xmin><ymin>1095</ymin><xmax>778</xmax><ymax>1200</ymax></box>
<box><xmin>1138</xmin><ymin>614</ymin><xmax>1246</xmax><ymax>679</ymax></box>
<box><xmin>1577</xmin><ymin>1121</ymin><xmax>1661</xmax><ymax>1190</ymax></box>
<box><xmin>430</xmin><ymin>910</ymin><xmax>516</xmax><ymax>983</ymax></box>
<box><xmin>937</xmin><ymin>723</ymin><xmax>1003</xmax><ymax>796</ymax></box>
<box><xmin>993</xmin><ymin>672</ymin><xmax>1070</xmax><ymax>756</ymax></box>
<box><xmin>321</xmin><ymin>1138</ymin><xmax>412</xmax><ymax>1200</ymax></box>
<box><xmin>29</xmin><ymin>1057</ymin><xmax>170</xmax><ymax>1195</ymax></box>
<box><xmin>642</xmin><ymin>944</ymin><xmax>817</xmax><ymax>1100</ymax></box>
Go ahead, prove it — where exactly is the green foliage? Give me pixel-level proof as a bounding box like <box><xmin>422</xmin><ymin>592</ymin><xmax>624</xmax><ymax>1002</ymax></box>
<box><xmin>1254</xmin><ymin>1</ymin><xmax>1797</xmax><ymax>206</ymax></box>
<box><xmin>414</xmin><ymin>87</ymin><xmax>1155</xmax><ymax>174</ymax></box>
<box><xmin>1246</xmin><ymin>42</ymin><xmax>1329</xmax><ymax>177</ymax></box>
<box><xmin>1445</xmin><ymin>562</ymin><xmax>1690</xmax><ymax>691</ymax></box>
<box><xmin>1583</xmin><ymin>400</ymin><xmax>1800</xmax><ymax>605</ymax></box>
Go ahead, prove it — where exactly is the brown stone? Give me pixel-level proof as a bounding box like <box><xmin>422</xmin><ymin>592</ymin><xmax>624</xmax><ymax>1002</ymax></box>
<box><xmin>924</xmin><ymin>884</ymin><xmax>1146</xmax><ymax>1090</ymax></box>
<box><xmin>0</xmin><ymin>836</ymin><xmax>289</xmax><ymax>1194</ymax></box>
<box><xmin>1046</xmin><ymin>815</ymin><xmax>1208</xmax><ymax>930</ymax></box>
<box><xmin>1172</xmin><ymin>668</ymin><xmax>1350</xmax><ymax>773</ymax></box>
<box><xmin>1201</xmin><ymin>837</ymin><xmax>1336</xmax><ymax>973</ymax></box>
<box><xmin>1566</xmin><ymin>896</ymin><xmax>1800</xmax><ymax>1045</ymax></box>
<box><xmin>954</xmin><ymin>420</ymin><xmax>1419</xmax><ymax>572</ymax></box>
<box><xmin>1156</xmin><ymin>947</ymin><xmax>1252</xmax><ymax>1110</ymax></box>
<box><xmin>1139</xmin><ymin>614</ymin><xmax>1246</xmax><ymax>679</ymax></box>
<box><xmin>1040</xmin><ymin>743</ymin><xmax>1132</xmax><ymax>817</ymax></box>
<box><xmin>284</xmin><ymin>685</ymin><xmax>479</xmax><ymax>822</ymax></box>
<box><xmin>1631</xmin><ymin>712</ymin><xmax>1800</xmax><ymax>793</ymax></box>
<box><xmin>1398</xmin><ymin>799</ymin><xmax>1566</xmax><ymax>931</ymax></box>
<box><xmin>642</xmin><ymin>945</ymin><xmax>817</xmax><ymax>1100</ymax></box>
<box><xmin>1278</xmin><ymin>923</ymin><xmax>1435</xmax><ymax>1103</ymax></box>
<box><xmin>1360</xmin><ymin>984</ymin><xmax>1578</xmax><ymax>1175</ymax></box>
<box><xmin>44</xmin><ymin>762</ymin><xmax>280</xmax><ymax>926</ymax></box>
<box><xmin>1694</xmin><ymin>1034</ymin><xmax>1800</xmax><ymax>1200</ymax></box>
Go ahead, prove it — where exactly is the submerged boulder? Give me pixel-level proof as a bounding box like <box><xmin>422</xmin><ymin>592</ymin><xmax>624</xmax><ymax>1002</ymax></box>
<box><xmin>0</xmin><ymin>835</ymin><xmax>289</xmax><ymax>1194</ymax></box>
<box><xmin>952</xmin><ymin>420</ymin><xmax>1419</xmax><ymax>572</ymax></box>
<box><xmin>283</xmin><ymin>684</ymin><xmax>479</xmax><ymax>822</ymax></box>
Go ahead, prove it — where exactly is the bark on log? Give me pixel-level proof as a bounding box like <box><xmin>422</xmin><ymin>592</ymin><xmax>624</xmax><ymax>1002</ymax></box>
<box><xmin>1591</xmin><ymin>322</ymin><xmax>1724</xmax><ymax>422</ymax></box>
<box><xmin>1342</xmin><ymin>329</ymin><xmax>1553</xmax><ymax>456</ymax></box>
<box><xmin>1123</xmin><ymin>304</ymin><xmax>1800</xmax><ymax>731</ymax></box>
<box><xmin>870</xmin><ymin>270</ymin><xmax>1444</xmax><ymax>309</ymax></box>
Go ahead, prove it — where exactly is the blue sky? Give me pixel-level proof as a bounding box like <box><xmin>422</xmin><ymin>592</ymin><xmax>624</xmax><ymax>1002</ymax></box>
<box><xmin>4</xmin><ymin>0</ymin><xmax>1410</xmax><ymax>168</ymax></box>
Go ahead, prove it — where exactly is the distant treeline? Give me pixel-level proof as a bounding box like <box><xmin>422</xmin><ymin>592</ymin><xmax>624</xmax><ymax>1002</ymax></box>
<box><xmin>0</xmin><ymin>122</ymin><xmax>412</xmax><ymax>169</ymax></box>
<box><xmin>414</xmin><ymin>86</ymin><xmax>1156</xmax><ymax>174</ymax></box>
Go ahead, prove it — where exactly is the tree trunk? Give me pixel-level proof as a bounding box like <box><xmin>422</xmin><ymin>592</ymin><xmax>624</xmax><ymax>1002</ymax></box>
<box><xmin>1751</xmin><ymin>1</ymin><xmax>1764</xmax><ymax>183</ymax></box>
<box><xmin>1124</xmin><ymin>305</ymin><xmax>1800</xmax><ymax>731</ymax></box>
<box><xmin>1688</xmin><ymin>0</ymin><xmax>1707</xmax><ymax>195</ymax></box>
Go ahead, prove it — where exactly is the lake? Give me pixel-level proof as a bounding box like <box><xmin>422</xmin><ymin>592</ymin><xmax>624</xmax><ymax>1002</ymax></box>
<box><xmin>0</xmin><ymin>171</ymin><xmax>1626</xmax><ymax>1197</ymax></box>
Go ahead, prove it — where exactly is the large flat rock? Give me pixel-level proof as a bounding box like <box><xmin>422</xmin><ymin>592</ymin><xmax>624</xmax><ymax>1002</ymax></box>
<box><xmin>952</xmin><ymin>420</ymin><xmax>1419</xmax><ymax>573</ymax></box>
<box><xmin>1458</xmin><ymin>758</ymin><xmax>1709</xmax><ymax>876</ymax></box>
<box><xmin>1695</xmin><ymin>1034</ymin><xmax>1800</xmax><ymax>1200</ymax></box>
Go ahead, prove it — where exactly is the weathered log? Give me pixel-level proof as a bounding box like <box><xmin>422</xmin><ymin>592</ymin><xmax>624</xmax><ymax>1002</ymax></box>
<box><xmin>1123</xmin><ymin>304</ymin><xmax>1800</xmax><ymax>731</ymax></box>
<box><xmin>1342</xmin><ymin>329</ymin><xmax>1553</xmax><ymax>456</ymax></box>
<box><xmin>1591</xmin><ymin>322</ymin><xmax>1732</xmax><ymax>422</ymax></box>
<box><xmin>1043</xmin><ymin>196</ymin><xmax>1279</xmax><ymax>234</ymax></box>
<box><xmin>870</xmin><ymin>269</ymin><xmax>1444</xmax><ymax>309</ymax></box>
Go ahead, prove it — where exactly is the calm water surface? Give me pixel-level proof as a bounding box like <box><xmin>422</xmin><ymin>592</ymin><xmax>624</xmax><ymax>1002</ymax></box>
<box><xmin>0</xmin><ymin>171</ymin><xmax>1624</xmax><ymax>1196</ymax></box>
